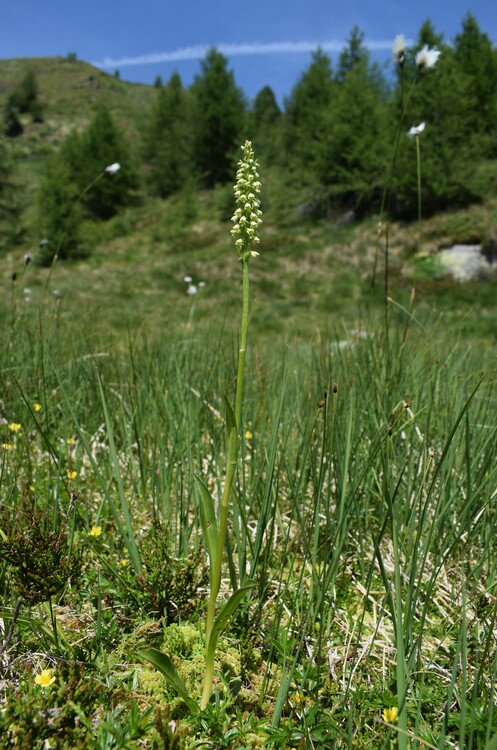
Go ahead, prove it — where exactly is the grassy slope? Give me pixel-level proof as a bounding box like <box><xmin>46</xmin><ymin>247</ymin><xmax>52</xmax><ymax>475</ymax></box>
<box><xmin>0</xmin><ymin>56</ymin><xmax>154</xmax><ymax>144</ymax></box>
<box><xmin>1</xmin><ymin>56</ymin><xmax>496</xmax><ymax>345</ymax></box>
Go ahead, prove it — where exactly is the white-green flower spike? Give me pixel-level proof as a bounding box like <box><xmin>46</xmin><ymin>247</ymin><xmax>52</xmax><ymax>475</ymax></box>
<box><xmin>231</xmin><ymin>140</ymin><xmax>262</xmax><ymax>261</ymax></box>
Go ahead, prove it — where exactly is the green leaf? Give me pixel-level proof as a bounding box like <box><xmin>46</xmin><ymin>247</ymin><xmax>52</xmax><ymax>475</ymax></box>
<box><xmin>194</xmin><ymin>473</ymin><xmax>218</xmax><ymax>586</ymax></box>
<box><xmin>137</xmin><ymin>648</ymin><xmax>199</xmax><ymax>714</ymax></box>
<box><xmin>207</xmin><ymin>582</ymin><xmax>255</xmax><ymax>656</ymax></box>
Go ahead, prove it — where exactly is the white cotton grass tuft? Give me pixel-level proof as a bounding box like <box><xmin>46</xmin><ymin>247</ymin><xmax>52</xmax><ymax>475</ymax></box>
<box><xmin>392</xmin><ymin>35</ymin><xmax>406</xmax><ymax>66</ymax></box>
<box><xmin>416</xmin><ymin>45</ymin><xmax>441</xmax><ymax>70</ymax></box>
<box><xmin>186</xmin><ymin>284</ymin><xmax>198</xmax><ymax>296</ymax></box>
<box><xmin>105</xmin><ymin>163</ymin><xmax>121</xmax><ymax>175</ymax></box>
<box><xmin>407</xmin><ymin>122</ymin><xmax>426</xmax><ymax>138</ymax></box>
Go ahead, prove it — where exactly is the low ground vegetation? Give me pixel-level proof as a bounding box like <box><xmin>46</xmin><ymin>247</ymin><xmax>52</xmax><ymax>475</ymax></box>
<box><xmin>1</xmin><ymin>17</ymin><xmax>497</xmax><ymax>749</ymax></box>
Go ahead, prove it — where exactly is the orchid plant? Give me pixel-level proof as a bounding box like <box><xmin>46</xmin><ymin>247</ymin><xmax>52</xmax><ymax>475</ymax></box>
<box><xmin>138</xmin><ymin>141</ymin><xmax>262</xmax><ymax>712</ymax></box>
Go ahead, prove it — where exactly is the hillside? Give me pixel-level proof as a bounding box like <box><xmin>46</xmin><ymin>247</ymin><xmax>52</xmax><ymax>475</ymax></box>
<box><xmin>0</xmin><ymin>56</ymin><xmax>154</xmax><ymax>148</ymax></box>
<box><xmin>0</xmin><ymin>55</ymin><xmax>496</xmax><ymax>347</ymax></box>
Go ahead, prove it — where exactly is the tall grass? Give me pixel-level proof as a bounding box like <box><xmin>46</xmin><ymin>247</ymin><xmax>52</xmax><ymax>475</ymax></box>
<box><xmin>1</xmin><ymin>295</ymin><xmax>496</xmax><ymax>747</ymax></box>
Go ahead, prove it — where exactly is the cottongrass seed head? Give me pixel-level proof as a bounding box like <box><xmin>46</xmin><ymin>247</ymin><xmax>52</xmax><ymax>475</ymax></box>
<box><xmin>416</xmin><ymin>45</ymin><xmax>441</xmax><ymax>70</ymax></box>
<box><xmin>392</xmin><ymin>34</ymin><xmax>406</xmax><ymax>67</ymax></box>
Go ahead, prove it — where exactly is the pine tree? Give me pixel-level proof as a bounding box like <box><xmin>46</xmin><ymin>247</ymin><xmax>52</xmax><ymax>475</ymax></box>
<box><xmin>283</xmin><ymin>48</ymin><xmax>335</xmax><ymax>181</ymax></box>
<box><xmin>454</xmin><ymin>13</ymin><xmax>497</xmax><ymax>153</ymax></box>
<box><xmin>191</xmin><ymin>48</ymin><xmax>246</xmax><ymax>186</ymax></box>
<box><xmin>390</xmin><ymin>22</ymin><xmax>485</xmax><ymax>216</ymax></box>
<box><xmin>336</xmin><ymin>26</ymin><xmax>367</xmax><ymax>82</ymax></box>
<box><xmin>76</xmin><ymin>107</ymin><xmax>139</xmax><ymax>219</ymax></box>
<box><xmin>37</xmin><ymin>156</ymin><xmax>85</xmax><ymax>264</ymax></box>
<box><xmin>3</xmin><ymin>98</ymin><xmax>23</xmax><ymax>137</ymax></box>
<box><xmin>250</xmin><ymin>86</ymin><xmax>281</xmax><ymax>165</ymax></box>
<box><xmin>0</xmin><ymin>137</ymin><xmax>23</xmax><ymax>250</ymax></box>
<box><xmin>10</xmin><ymin>69</ymin><xmax>43</xmax><ymax>122</ymax></box>
<box><xmin>142</xmin><ymin>72</ymin><xmax>194</xmax><ymax>197</ymax></box>
<box><xmin>324</xmin><ymin>54</ymin><xmax>389</xmax><ymax>213</ymax></box>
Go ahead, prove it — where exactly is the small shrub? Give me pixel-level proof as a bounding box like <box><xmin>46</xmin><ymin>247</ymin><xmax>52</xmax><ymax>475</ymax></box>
<box><xmin>108</xmin><ymin>520</ymin><xmax>208</xmax><ymax>624</ymax></box>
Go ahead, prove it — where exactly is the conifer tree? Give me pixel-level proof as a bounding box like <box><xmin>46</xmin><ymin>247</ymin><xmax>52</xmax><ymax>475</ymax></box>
<box><xmin>0</xmin><ymin>137</ymin><xmax>22</xmax><ymax>249</ymax></box>
<box><xmin>391</xmin><ymin>21</ymin><xmax>485</xmax><ymax>216</ymax></box>
<box><xmin>336</xmin><ymin>26</ymin><xmax>367</xmax><ymax>82</ymax></box>
<box><xmin>283</xmin><ymin>48</ymin><xmax>335</xmax><ymax>182</ymax></box>
<box><xmin>76</xmin><ymin>107</ymin><xmax>139</xmax><ymax>219</ymax></box>
<box><xmin>3</xmin><ymin>99</ymin><xmax>23</xmax><ymax>137</ymax></box>
<box><xmin>10</xmin><ymin>69</ymin><xmax>43</xmax><ymax>122</ymax></box>
<box><xmin>453</xmin><ymin>13</ymin><xmax>497</xmax><ymax>153</ymax></box>
<box><xmin>143</xmin><ymin>72</ymin><xmax>194</xmax><ymax>197</ymax></box>
<box><xmin>191</xmin><ymin>48</ymin><xmax>246</xmax><ymax>186</ymax></box>
<box><xmin>250</xmin><ymin>86</ymin><xmax>281</xmax><ymax>165</ymax></box>
<box><xmin>37</xmin><ymin>156</ymin><xmax>85</xmax><ymax>264</ymax></box>
<box><xmin>324</xmin><ymin>53</ymin><xmax>389</xmax><ymax>213</ymax></box>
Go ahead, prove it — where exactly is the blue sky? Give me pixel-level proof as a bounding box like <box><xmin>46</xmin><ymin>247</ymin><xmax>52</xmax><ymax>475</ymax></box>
<box><xmin>1</xmin><ymin>1</ymin><xmax>496</xmax><ymax>104</ymax></box>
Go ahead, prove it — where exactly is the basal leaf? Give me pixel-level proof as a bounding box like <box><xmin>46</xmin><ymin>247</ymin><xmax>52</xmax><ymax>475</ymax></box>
<box><xmin>137</xmin><ymin>647</ymin><xmax>198</xmax><ymax>714</ymax></box>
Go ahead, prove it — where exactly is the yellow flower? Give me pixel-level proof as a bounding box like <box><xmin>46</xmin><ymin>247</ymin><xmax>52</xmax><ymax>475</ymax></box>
<box><xmin>34</xmin><ymin>668</ymin><xmax>56</xmax><ymax>688</ymax></box>
<box><xmin>8</xmin><ymin>423</ymin><xmax>21</xmax><ymax>432</ymax></box>
<box><xmin>119</xmin><ymin>558</ymin><xmax>128</xmax><ymax>567</ymax></box>
<box><xmin>382</xmin><ymin>706</ymin><xmax>398</xmax><ymax>723</ymax></box>
<box><xmin>66</xmin><ymin>437</ymin><xmax>75</xmax><ymax>445</ymax></box>
<box><xmin>67</xmin><ymin>470</ymin><xmax>78</xmax><ymax>480</ymax></box>
<box><xmin>33</xmin><ymin>403</ymin><xmax>42</xmax><ymax>412</ymax></box>
<box><xmin>245</xmin><ymin>430</ymin><xmax>253</xmax><ymax>440</ymax></box>
<box><xmin>2</xmin><ymin>443</ymin><xmax>15</xmax><ymax>451</ymax></box>
<box><xmin>89</xmin><ymin>526</ymin><xmax>102</xmax><ymax>537</ymax></box>
<box><xmin>294</xmin><ymin>691</ymin><xmax>304</xmax><ymax>705</ymax></box>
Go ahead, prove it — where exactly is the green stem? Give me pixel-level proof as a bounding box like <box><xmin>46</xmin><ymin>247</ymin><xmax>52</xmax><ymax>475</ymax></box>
<box><xmin>201</xmin><ymin>255</ymin><xmax>250</xmax><ymax>710</ymax></box>
<box><xmin>48</xmin><ymin>596</ymin><xmax>59</xmax><ymax>651</ymax></box>
<box><xmin>201</xmin><ymin>460</ymin><xmax>236</xmax><ymax>708</ymax></box>
<box><xmin>415</xmin><ymin>135</ymin><xmax>422</xmax><ymax>253</ymax></box>
<box><xmin>235</xmin><ymin>258</ymin><xmax>250</xmax><ymax>428</ymax></box>
<box><xmin>44</xmin><ymin>171</ymin><xmax>106</xmax><ymax>290</ymax></box>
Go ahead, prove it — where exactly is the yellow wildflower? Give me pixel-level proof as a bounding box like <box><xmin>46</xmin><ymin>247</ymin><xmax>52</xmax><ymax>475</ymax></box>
<box><xmin>245</xmin><ymin>430</ymin><xmax>253</xmax><ymax>440</ymax></box>
<box><xmin>33</xmin><ymin>403</ymin><xmax>42</xmax><ymax>412</ymax></box>
<box><xmin>382</xmin><ymin>706</ymin><xmax>398</xmax><ymax>723</ymax></box>
<box><xmin>119</xmin><ymin>558</ymin><xmax>128</xmax><ymax>567</ymax></box>
<box><xmin>8</xmin><ymin>423</ymin><xmax>21</xmax><ymax>432</ymax></box>
<box><xmin>66</xmin><ymin>437</ymin><xmax>75</xmax><ymax>445</ymax></box>
<box><xmin>2</xmin><ymin>443</ymin><xmax>15</xmax><ymax>451</ymax></box>
<box><xmin>35</xmin><ymin>669</ymin><xmax>56</xmax><ymax>688</ymax></box>
<box><xmin>90</xmin><ymin>526</ymin><xmax>102</xmax><ymax>537</ymax></box>
<box><xmin>67</xmin><ymin>470</ymin><xmax>78</xmax><ymax>480</ymax></box>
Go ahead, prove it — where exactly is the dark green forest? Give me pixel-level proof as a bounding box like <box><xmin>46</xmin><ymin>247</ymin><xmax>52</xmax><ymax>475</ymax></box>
<box><xmin>1</xmin><ymin>13</ymin><xmax>497</xmax><ymax>262</ymax></box>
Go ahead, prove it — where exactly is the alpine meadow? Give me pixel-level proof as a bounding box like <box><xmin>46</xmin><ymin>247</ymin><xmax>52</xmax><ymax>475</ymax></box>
<box><xmin>1</xmin><ymin>13</ymin><xmax>497</xmax><ymax>750</ymax></box>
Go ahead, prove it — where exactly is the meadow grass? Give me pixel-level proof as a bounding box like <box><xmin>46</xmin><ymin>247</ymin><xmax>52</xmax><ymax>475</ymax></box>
<box><xmin>0</xmin><ymin>276</ymin><xmax>496</xmax><ymax>747</ymax></box>
<box><xmin>1</xmin><ymin>52</ymin><xmax>497</xmax><ymax>743</ymax></box>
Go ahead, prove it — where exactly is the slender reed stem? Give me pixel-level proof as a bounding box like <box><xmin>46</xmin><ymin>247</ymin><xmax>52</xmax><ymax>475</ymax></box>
<box><xmin>415</xmin><ymin>134</ymin><xmax>422</xmax><ymax>253</ymax></box>
<box><xmin>44</xmin><ymin>166</ymin><xmax>119</xmax><ymax>289</ymax></box>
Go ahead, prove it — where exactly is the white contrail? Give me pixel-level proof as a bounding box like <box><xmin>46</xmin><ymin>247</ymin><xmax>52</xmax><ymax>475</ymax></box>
<box><xmin>92</xmin><ymin>39</ymin><xmax>395</xmax><ymax>69</ymax></box>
